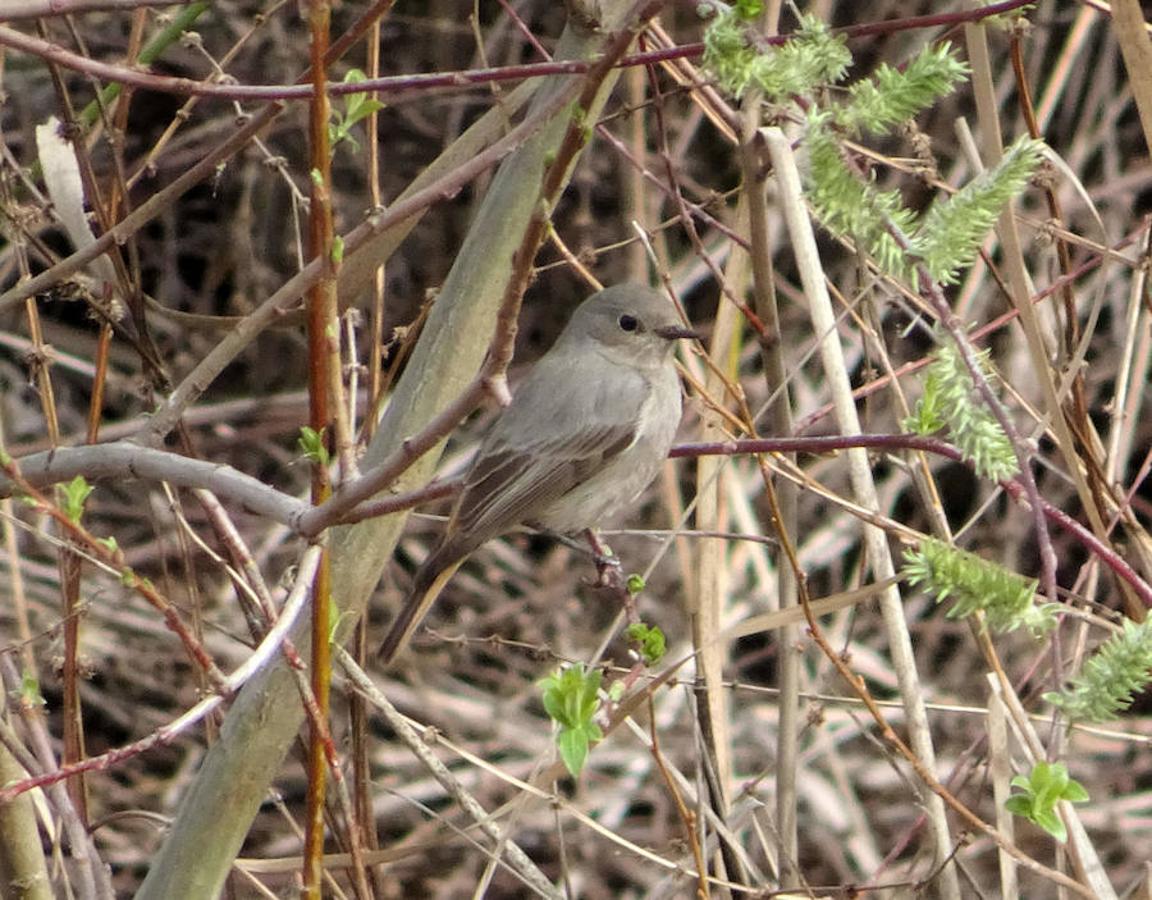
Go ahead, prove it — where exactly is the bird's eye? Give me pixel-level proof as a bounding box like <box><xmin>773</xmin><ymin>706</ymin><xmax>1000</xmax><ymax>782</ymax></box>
<box><xmin>618</xmin><ymin>314</ymin><xmax>639</xmax><ymax>332</ymax></box>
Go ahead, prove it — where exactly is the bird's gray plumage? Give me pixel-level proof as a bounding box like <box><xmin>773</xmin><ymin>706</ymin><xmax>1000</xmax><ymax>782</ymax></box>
<box><xmin>379</xmin><ymin>284</ymin><xmax>694</xmax><ymax>663</ymax></box>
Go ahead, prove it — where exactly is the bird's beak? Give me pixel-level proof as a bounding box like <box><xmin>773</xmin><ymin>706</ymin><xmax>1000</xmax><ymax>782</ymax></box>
<box><xmin>654</xmin><ymin>324</ymin><xmax>702</xmax><ymax>341</ymax></box>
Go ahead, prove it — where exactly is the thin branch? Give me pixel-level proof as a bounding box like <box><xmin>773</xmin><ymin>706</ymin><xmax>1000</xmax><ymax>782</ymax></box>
<box><xmin>1</xmin><ymin>457</ymin><xmax>230</xmax><ymax>692</ymax></box>
<box><xmin>10</xmin><ymin>433</ymin><xmax>1149</xmax><ymax>609</ymax></box>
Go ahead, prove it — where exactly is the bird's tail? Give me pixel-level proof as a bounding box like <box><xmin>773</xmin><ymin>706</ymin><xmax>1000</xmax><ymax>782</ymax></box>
<box><xmin>377</xmin><ymin>548</ymin><xmax>465</xmax><ymax>665</ymax></box>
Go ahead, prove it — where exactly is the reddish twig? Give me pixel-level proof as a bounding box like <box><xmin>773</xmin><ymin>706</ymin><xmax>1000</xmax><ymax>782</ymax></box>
<box><xmin>302</xmin><ymin>0</ymin><xmax>340</xmax><ymax>891</ymax></box>
<box><xmin>0</xmin><ymin>1</ymin><xmax>1036</xmax><ymax>101</ymax></box>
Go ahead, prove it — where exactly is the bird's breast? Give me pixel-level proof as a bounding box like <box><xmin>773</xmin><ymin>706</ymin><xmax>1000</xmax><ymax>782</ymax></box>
<box><xmin>533</xmin><ymin>367</ymin><xmax>682</xmax><ymax>534</ymax></box>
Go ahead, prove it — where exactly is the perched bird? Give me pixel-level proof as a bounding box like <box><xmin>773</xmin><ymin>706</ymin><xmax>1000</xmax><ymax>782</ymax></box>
<box><xmin>378</xmin><ymin>283</ymin><xmax>697</xmax><ymax>664</ymax></box>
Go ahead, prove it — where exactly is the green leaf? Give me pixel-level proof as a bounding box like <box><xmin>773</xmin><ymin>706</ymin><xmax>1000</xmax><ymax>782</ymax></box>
<box><xmin>539</xmin><ymin>664</ymin><xmax>602</xmax><ymax>729</ymax></box>
<box><xmin>1034</xmin><ymin>808</ymin><xmax>1067</xmax><ymax>843</ymax></box>
<box><xmin>60</xmin><ymin>475</ymin><xmax>94</xmax><ymax>524</ymax></box>
<box><xmin>327</xmin><ymin>69</ymin><xmax>387</xmax><ymax>153</ymax></box>
<box><xmin>557</xmin><ymin>726</ymin><xmax>590</xmax><ymax>777</ymax></box>
<box><xmin>1004</xmin><ymin>794</ymin><xmax>1031</xmax><ymax>816</ymax></box>
<box><xmin>625</xmin><ymin>573</ymin><xmax>646</xmax><ymax>594</ymax></box>
<box><xmin>540</xmin><ymin>678</ymin><xmax>565</xmax><ymax>722</ymax></box>
<box><xmin>340</xmin><ymin>69</ymin><xmax>386</xmax><ymax>124</ymax></box>
<box><xmin>1062</xmin><ymin>780</ymin><xmax>1090</xmax><ymax>803</ymax></box>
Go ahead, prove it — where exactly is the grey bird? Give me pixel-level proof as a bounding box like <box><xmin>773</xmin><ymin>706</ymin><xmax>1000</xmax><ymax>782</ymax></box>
<box><xmin>378</xmin><ymin>283</ymin><xmax>697</xmax><ymax>664</ymax></box>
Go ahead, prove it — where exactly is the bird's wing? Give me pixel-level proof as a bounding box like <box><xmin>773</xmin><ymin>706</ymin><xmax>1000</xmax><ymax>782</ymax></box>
<box><xmin>451</xmin><ymin>356</ymin><xmax>648</xmax><ymax>540</ymax></box>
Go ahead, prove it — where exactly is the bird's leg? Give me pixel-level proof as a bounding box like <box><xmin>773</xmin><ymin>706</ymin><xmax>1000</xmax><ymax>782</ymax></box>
<box><xmin>583</xmin><ymin>529</ymin><xmax>639</xmax><ymax>625</ymax></box>
<box><xmin>584</xmin><ymin>529</ymin><xmax>619</xmax><ymax>580</ymax></box>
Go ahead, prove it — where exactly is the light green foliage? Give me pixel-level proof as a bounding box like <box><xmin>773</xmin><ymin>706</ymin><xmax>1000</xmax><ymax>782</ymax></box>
<box><xmin>702</xmin><ymin>12</ymin><xmax>1042</xmax><ymax>290</ymax></box>
<box><xmin>903</xmin><ymin>537</ymin><xmax>1055</xmax><ymax>636</ymax></box>
<box><xmin>61</xmin><ymin>475</ymin><xmax>94</xmax><ymax>524</ymax></box>
<box><xmin>914</xmin><ymin>137</ymin><xmax>1045</xmax><ymax>284</ymax></box>
<box><xmin>837</xmin><ymin>43</ymin><xmax>969</xmax><ymax>135</ymax></box>
<box><xmin>539</xmin><ymin>664</ymin><xmax>604</xmax><ymax>777</ymax></box>
<box><xmin>904</xmin><ymin>341</ymin><xmax>1019</xmax><ymax>482</ymax></box>
<box><xmin>625</xmin><ymin>622</ymin><xmax>667</xmax><ymax>665</ymax></box>
<box><xmin>1044</xmin><ymin>617</ymin><xmax>1152</xmax><ymax>722</ymax></box>
<box><xmin>1004</xmin><ymin>761</ymin><xmax>1088</xmax><ymax>843</ymax></box>
<box><xmin>804</xmin><ymin>115</ymin><xmax>918</xmax><ymax>280</ymax></box>
<box><xmin>297</xmin><ymin>426</ymin><xmax>330</xmax><ymax>466</ymax></box>
<box><xmin>328</xmin><ymin>69</ymin><xmax>386</xmax><ymax>153</ymax></box>
<box><xmin>625</xmin><ymin>573</ymin><xmax>646</xmax><ymax>594</ymax></box>
<box><xmin>702</xmin><ymin>13</ymin><xmax>849</xmax><ymax>101</ymax></box>
<box><xmin>783</xmin><ymin>41</ymin><xmax>968</xmax><ymax>282</ymax></box>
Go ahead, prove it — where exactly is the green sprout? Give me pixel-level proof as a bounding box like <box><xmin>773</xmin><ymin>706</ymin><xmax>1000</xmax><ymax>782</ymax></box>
<box><xmin>1005</xmin><ymin>761</ymin><xmax>1088</xmax><ymax>843</ymax></box>
<box><xmin>539</xmin><ymin>664</ymin><xmax>604</xmax><ymax>777</ymax></box>
<box><xmin>60</xmin><ymin>475</ymin><xmax>94</xmax><ymax>524</ymax></box>
<box><xmin>298</xmin><ymin>426</ymin><xmax>330</xmax><ymax>466</ymax></box>
<box><xmin>626</xmin><ymin>622</ymin><xmax>667</xmax><ymax>665</ymax></box>
<box><xmin>328</xmin><ymin>69</ymin><xmax>386</xmax><ymax>153</ymax></box>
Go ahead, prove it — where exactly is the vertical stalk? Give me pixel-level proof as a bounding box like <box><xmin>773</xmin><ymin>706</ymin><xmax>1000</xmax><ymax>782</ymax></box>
<box><xmin>735</xmin><ymin>1</ymin><xmax>799</xmax><ymax>884</ymax></box>
<box><xmin>764</xmin><ymin>126</ymin><xmax>962</xmax><ymax>900</ymax></box>
<box><xmin>303</xmin><ymin>0</ymin><xmax>338</xmax><ymax>893</ymax></box>
<box><xmin>741</xmin><ymin>109</ymin><xmax>802</xmax><ymax>894</ymax></box>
